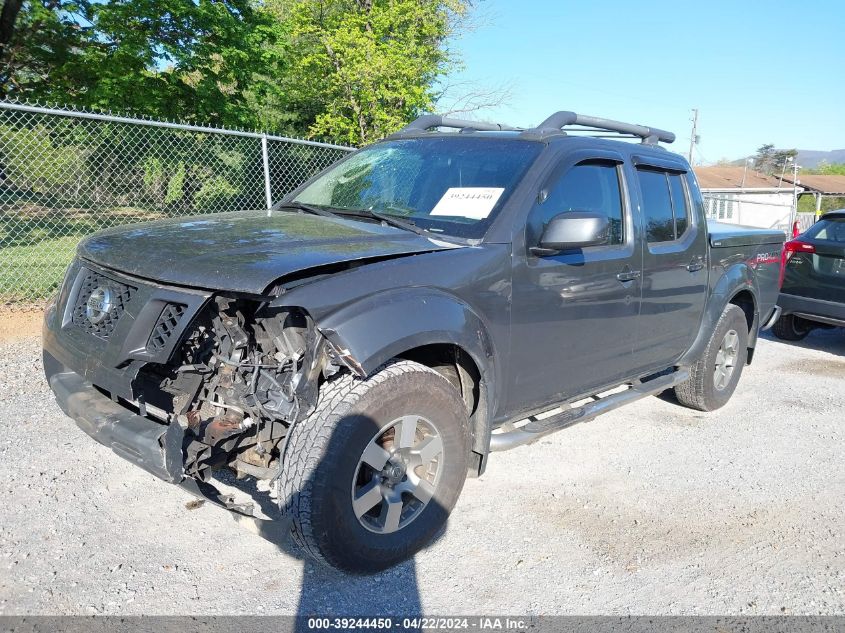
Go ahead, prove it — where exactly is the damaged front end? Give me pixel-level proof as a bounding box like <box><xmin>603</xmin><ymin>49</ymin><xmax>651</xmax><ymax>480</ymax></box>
<box><xmin>143</xmin><ymin>297</ymin><xmax>355</xmax><ymax>483</ymax></box>
<box><xmin>45</xmin><ymin>292</ymin><xmax>357</xmax><ymax>523</ymax></box>
<box><xmin>166</xmin><ymin>298</ymin><xmax>355</xmax><ymax>485</ymax></box>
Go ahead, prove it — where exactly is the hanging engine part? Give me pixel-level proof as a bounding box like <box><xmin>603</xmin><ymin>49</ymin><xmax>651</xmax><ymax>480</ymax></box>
<box><xmin>135</xmin><ymin>297</ymin><xmax>344</xmax><ymax>483</ymax></box>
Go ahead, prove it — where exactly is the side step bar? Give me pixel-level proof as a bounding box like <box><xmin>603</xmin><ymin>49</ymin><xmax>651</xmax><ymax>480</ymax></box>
<box><xmin>489</xmin><ymin>369</ymin><xmax>690</xmax><ymax>452</ymax></box>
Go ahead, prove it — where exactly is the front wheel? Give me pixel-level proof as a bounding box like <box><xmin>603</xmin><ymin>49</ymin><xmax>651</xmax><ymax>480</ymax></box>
<box><xmin>675</xmin><ymin>304</ymin><xmax>749</xmax><ymax>411</ymax></box>
<box><xmin>278</xmin><ymin>359</ymin><xmax>469</xmax><ymax>573</ymax></box>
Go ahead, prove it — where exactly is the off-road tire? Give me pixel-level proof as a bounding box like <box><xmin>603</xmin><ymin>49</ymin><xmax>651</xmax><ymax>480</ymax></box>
<box><xmin>771</xmin><ymin>314</ymin><xmax>812</xmax><ymax>341</ymax></box>
<box><xmin>278</xmin><ymin>359</ymin><xmax>469</xmax><ymax>574</ymax></box>
<box><xmin>674</xmin><ymin>304</ymin><xmax>749</xmax><ymax>412</ymax></box>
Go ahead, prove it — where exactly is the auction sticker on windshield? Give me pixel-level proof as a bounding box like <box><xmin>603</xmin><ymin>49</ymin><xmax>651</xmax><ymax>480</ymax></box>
<box><xmin>430</xmin><ymin>187</ymin><xmax>504</xmax><ymax>220</ymax></box>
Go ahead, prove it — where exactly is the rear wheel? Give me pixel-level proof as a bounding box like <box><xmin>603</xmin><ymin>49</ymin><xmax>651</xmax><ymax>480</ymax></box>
<box><xmin>675</xmin><ymin>304</ymin><xmax>749</xmax><ymax>411</ymax></box>
<box><xmin>771</xmin><ymin>314</ymin><xmax>812</xmax><ymax>341</ymax></box>
<box><xmin>278</xmin><ymin>359</ymin><xmax>469</xmax><ymax>573</ymax></box>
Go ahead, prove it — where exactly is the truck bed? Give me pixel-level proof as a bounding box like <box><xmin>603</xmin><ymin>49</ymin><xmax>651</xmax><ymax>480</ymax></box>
<box><xmin>707</xmin><ymin>221</ymin><xmax>785</xmax><ymax>248</ymax></box>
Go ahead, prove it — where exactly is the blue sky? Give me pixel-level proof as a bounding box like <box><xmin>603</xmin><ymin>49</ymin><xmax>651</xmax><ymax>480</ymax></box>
<box><xmin>446</xmin><ymin>0</ymin><xmax>844</xmax><ymax>163</ymax></box>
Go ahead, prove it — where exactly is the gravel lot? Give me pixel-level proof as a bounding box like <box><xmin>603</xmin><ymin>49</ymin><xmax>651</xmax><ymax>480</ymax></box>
<box><xmin>1</xmin><ymin>322</ymin><xmax>843</xmax><ymax>616</ymax></box>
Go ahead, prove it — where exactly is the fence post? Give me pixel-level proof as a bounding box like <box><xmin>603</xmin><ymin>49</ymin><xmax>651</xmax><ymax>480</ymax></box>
<box><xmin>261</xmin><ymin>133</ymin><xmax>272</xmax><ymax>216</ymax></box>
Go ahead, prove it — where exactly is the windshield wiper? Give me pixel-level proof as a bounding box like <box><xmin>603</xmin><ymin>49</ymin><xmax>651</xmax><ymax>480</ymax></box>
<box><xmin>274</xmin><ymin>201</ymin><xmax>340</xmax><ymax>219</ymax></box>
<box><xmin>278</xmin><ymin>202</ymin><xmax>434</xmax><ymax>239</ymax></box>
<box><xmin>342</xmin><ymin>208</ymin><xmax>431</xmax><ymax>237</ymax></box>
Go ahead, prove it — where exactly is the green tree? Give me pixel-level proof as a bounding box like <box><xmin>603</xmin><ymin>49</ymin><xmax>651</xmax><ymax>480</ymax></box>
<box><xmin>752</xmin><ymin>143</ymin><xmax>775</xmax><ymax>173</ymax></box>
<box><xmin>752</xmin><ymin>143</ymin><xmax>797</xmax><ymax>176</ymax></box>
<box><xmin>0</xmin><ymin>0</ymin><xmax>285</xmax><ymax>128</ymax></box>
<box><xmin>808</xmin><ymin>162</ymin><xmax>845</xmax><ymax>176</ymax></box>
<box><xmin>799</xmin><ymin>162</ymin><xmax>845</xmax><ymax>214</ymax></box>
<box><xmin>772</xmin><ymin>148</ymin><xmax>797</xmax><ymax>173</ymax></box>
<box><xmin>0</xmin><ymin>1</ymin><xmax>95</xmax><ymax>98</ymax></box>
<box><xmin>0</xmin><ymin>0</ymin><xmax>476</xmax><ymax>142</ymax></box>
<box><xmin>797</xmin><ymin>195</ymin><xmax>845</xmax><ymax>214</ymax></box>
<box><xmin>0</xmin><ymin>123</ymin><xmax>85</xmax><ymax>193</ymax></box>
<box><xmin>269</xmin><ymin>0</ymin><xmax>471</xmax><ymax>145</ymax></box>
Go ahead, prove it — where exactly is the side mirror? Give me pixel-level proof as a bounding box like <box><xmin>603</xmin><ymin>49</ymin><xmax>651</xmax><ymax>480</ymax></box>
<box><xmin>533</xmin><ymin>211</ymin><xmax>609</xmax><ymax>255</ymax></box>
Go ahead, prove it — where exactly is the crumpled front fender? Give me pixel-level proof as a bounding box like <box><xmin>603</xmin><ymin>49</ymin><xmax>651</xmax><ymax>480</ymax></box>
<box><xmin>309</xmin><ymin>287</ymin><xmax>499</xmax><ymax>455</ymax></box>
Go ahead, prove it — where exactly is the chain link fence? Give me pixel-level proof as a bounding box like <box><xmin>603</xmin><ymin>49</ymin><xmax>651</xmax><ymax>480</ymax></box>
<box><xmin>0</xmin><ymin>101</ymin><xmax>352</xmax><ymax>307</ymax></box>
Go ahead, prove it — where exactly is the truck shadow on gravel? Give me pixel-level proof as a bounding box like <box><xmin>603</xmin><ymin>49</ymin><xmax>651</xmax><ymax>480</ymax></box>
<box><xmin>216</xmin><ymin>413</ymin><xmax>448</xmax><ymax>621</ymax></box>
<box><xmin>759</xmin><ymin>328</ymin><xmax>845</xmax><ymax>358</ymax></box>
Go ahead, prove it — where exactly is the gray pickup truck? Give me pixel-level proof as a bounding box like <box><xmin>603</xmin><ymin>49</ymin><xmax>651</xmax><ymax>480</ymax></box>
<box><xmin>43</xmin><ymin>111</ymin><xmax>784</xmax><ymax>573</ymax></box>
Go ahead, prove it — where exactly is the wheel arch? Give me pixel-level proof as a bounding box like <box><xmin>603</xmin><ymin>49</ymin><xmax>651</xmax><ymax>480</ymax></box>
<box><xmin>311</xmin><ymin>287</ymin><xmax>499</xmax><ymax>473</ymax></box>
<box><xmin>395</xmin><ymin>342</ymin><xmax>489</xmax><ymax>475</ymax></box>
<box><xmin>727</xmin><ymin>287</ymin><xmax>759</xmax><ymax>363</ymax></box>
<box><xmin>679</xmin><ymin>262</ymin><xmax>761</xmax><ymax>366</ymax></box>
<box><xmin>728</xmin><ymin>288</ymin><xmax>756</xmax><ymax>333</ymax></box>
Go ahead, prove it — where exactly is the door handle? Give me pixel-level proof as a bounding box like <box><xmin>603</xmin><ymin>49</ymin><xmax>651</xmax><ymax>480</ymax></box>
<box><xmin>616</xmin><ymin>269</ymin><xmax>641</xmax><ymax>282</ymax></box>
<box><xmin>686</xmin><ymin>258</ymin><xmax>704</xmax><ymax>272</ymax></box>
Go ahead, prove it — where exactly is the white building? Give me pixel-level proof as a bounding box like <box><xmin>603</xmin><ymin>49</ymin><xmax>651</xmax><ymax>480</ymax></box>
<box><xmin>693</xmin><ymin>166</ymin><xmax>803</xmax><ymax>234</ymax></box>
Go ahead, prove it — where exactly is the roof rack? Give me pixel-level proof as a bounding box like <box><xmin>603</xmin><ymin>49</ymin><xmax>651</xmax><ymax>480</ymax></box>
<box><xmin>396</xmin><ymin>114</ymin><xmax>520</xmax><ymax>134</ymax></box>
<box><xmin>394</xmin><ymin>111</ymin><xmax>675</xmax><ymax>145</ymax></box>
<box><xmin>527</xmin><ymin>111</ymin><xmax>675</xmax><ymax>144</ymax></box>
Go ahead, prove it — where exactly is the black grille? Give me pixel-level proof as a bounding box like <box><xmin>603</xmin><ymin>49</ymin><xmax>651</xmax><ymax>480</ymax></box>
<box><xmin>147</xmin><ymin>303</ymin><xmax>187</xmax><ymax>353</ymax></box>
<box><xmin>71</xmin><ymin>271</ymin><xmax>136</xmax><ymax>340</ymax></box>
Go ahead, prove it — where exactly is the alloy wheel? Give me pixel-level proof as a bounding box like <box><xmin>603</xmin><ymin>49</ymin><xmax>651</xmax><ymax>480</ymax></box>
<box><xmin>714</xmin><ymin>329</ymin><xmax>739</xmax><ymax>391</ymax></box>
<box><xmin>351</xmin><ymin>415</ymin><xmax>444</xmax><ymax>534</ymax></box>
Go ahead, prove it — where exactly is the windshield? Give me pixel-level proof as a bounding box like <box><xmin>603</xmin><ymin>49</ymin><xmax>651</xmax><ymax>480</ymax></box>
<box><xmin>292</xmin><ymin>137</ymin><xmax>543</xmax><ymax>238</ymax></box>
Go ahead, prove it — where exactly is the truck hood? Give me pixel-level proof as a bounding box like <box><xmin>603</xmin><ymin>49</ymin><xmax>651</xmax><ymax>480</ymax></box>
<box><xmin>78</xmin><ymin>211</ymin><xmax>463</xmax><ymax>294</ymax></box>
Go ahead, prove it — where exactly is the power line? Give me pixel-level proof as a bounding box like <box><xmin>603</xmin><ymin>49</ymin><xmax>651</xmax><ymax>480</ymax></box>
<box><xmin>692</xmin><ymin>142</ymin><xmax>712</xmax><ymax>167</ymax></box>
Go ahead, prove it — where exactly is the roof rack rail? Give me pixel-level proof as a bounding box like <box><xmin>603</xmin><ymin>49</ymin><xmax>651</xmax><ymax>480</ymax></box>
<box><xmin>397</xmin><ymin>114</ymin><xmax>519</xmax><ymax>134</ymax></box>
<box><xmin>527</xmin><ymin>111</ymin><xmax>675</xmax><ymax>144</ymax></box>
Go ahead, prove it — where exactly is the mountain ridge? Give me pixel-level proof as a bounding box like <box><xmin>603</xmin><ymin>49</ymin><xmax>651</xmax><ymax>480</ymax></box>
<box><xmin>724</xmin><ymin>149</ymin><xmax>845</xmax><ymax>169</ymax></box>
<box><xmin>795</xmin><ymin>149</ymin><xmax>845</xmax><ymax>169</ymax></box>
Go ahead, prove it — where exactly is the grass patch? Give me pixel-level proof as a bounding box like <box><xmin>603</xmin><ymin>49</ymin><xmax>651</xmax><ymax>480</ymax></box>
<box><xmin>0</xmin><ymin>198</ymin><xmax>173</xmax><ymax>303</ymax></box>
<box><xmin>0</xmin><ymin>236</ymin><xmax>80</xmax><ymax>302</ymax></box>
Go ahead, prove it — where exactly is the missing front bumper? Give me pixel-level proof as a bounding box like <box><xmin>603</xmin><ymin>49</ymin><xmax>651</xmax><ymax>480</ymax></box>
<box><xmin>45</xmin><ymin>354</ymin><xmax>287</xmax><ymax>535</ymax></box>
<box><xmin>48</xmin><ymin>365</ymin><xmax>184</xmax><ymax>483</ymax></box>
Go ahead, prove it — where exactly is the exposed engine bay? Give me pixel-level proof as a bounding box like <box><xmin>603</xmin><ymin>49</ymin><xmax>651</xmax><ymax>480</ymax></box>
<box><xmin>134</xmin><ymin>297</ymin><xmax>349</xmax><ymax>487</ymax></box>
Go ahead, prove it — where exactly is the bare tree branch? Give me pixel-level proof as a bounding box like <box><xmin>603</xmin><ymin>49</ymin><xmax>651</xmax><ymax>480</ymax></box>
<box><xmin>435</xmin><ymin>78</ymin><xmax>512</xmax><ymax>118</ymax></box>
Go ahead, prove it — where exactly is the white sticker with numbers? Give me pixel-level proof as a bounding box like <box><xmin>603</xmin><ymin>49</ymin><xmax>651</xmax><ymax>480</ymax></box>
<box><xmin>430</xmin><ymin>187</ymin><xmax>505</xmax><ymax>220</ymax></box>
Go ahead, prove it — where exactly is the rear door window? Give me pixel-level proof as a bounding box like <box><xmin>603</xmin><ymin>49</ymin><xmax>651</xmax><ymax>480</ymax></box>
<box><xmin>637</xmin><ymin>169</ymin><xmax>674</xmax><ymax>242</ymax></box>
<box><xmin>636</xmin><ymin>168</ymin><xmax>690</xmax><ymax>243</ymax></box>
<box><xmin>668</xmin><ymin>174</ymin><xmax>690</xmax><ymax>236</ymax></box>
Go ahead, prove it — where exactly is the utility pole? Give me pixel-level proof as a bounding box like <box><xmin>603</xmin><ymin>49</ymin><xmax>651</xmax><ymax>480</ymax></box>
<box><xmin>791</xmin><ymin>160</ymin><xmax>801</xmax><ymax>230</ymax></box>
<box><xmin>687</xmin><ymin>108</ymin><xmax>699</xmax><ymax>165</ymax></box>
<box><xmin>778</xmin><ymin>156</ymin><xmax>792</xmax><ymax>188</ymax></box>
<box><xmin>741</xmin><ymin>157</ymin><xmax>753</xmax><ymax>189</ymax></box>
